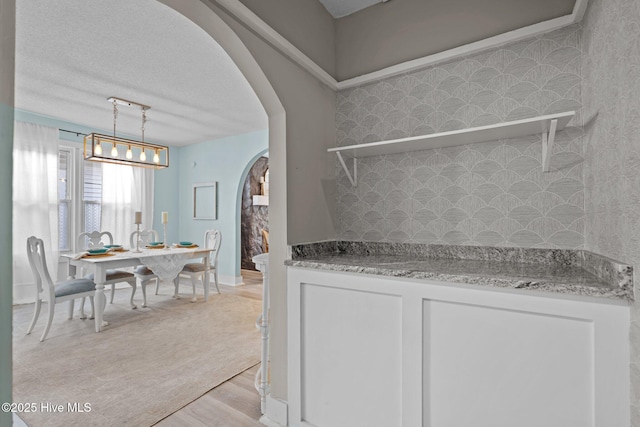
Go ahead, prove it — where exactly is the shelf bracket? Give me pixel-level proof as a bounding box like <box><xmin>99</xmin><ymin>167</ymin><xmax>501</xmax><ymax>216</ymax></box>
<box><xmin>336</xmin><ymin>151</ymin><xmax>357</xmax><ymax>186</ymax></box>
<box><xmin>542</xmin><ymin>118</ymin><xmax>558</xmax><ymax>173</ymax></box>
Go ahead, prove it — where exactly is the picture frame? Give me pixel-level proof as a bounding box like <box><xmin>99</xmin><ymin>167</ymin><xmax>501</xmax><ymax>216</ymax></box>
<box><xmin>193</xmin><ymin>182</ymin><xmax>217</xmax><ymax>220</ymax></box>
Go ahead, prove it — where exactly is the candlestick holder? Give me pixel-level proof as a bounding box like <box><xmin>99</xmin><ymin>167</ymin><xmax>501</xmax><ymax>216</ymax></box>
<box><xmin>163</xmin><ymin>223</ymin><xmax>170</xmax><ymax>250</ymax></box>
<box><xmin>133</xmin><ymin>223</ymin><xmax>142</xmax><ymax>253</ymax></box>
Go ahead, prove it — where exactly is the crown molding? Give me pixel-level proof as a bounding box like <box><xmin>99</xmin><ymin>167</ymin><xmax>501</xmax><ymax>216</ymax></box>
<box><xmin>214</xmin><ymin>0</ymin><xmax>588</xmax><ymax>91</ymax></box>
<box><xmin>213</xmin><ymin>0</ymin><xmax>339</xmax><ymax>89</ymax></box>
<box><xmin>336</xmin><ymin>15</ymin><xmax>577</xmax><ymax>90</ymax></box>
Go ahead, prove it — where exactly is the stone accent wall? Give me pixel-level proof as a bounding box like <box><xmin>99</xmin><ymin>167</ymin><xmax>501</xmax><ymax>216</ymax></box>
<box><xmin>581</xmin><ymin>0</ymin><xmax>640</xmax><ymax>423</ymax></box>
<box><xmin>241</xmin><ymin>156</ymin><xmax>269</xmax><ymax>270</ymax></box>
<box><xmin>336</xmin><ymin>25</ymin><xmax>584</xmax><ymax>248</ymax></box>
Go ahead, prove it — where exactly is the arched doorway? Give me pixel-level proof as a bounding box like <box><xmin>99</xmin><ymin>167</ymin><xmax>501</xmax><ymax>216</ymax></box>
<box><xmin>156</xmin><ymin>4</ymin><xmax>290</xmax><ymax>416</ymax></box>
<box><xmin>150</xmin><ymin>6</ymin><xmax>288</xmax><ymax>419</ymax></box>
<box><xmin>240</xmin><ymin>154</ymin><xmax>269</xmax><ymax>271</ymax></box>
<box><xmin>1</xmin><ymin>1</ymin><xmax>288</xmax><ymax>425</ymax></box>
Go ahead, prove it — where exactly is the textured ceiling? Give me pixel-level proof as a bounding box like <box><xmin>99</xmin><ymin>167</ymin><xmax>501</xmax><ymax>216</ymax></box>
<box><xmin>318</xmin><ymin>0</ymin><xmax>384</xmax><ymax>18</ymax></box>
<box><xmin>15</xmin><ymin>0</ymin><xmax>267</xmax><ymax>147</ymax></box>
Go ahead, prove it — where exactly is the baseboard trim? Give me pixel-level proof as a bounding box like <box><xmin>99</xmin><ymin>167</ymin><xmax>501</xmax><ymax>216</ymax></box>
<box><xmin>259</xmin><ymin>415</ymin><xmax>284</xmax><ymax>427</ymax></box>
<box><xmin>217</xmin><ymin>274</ymin><xmax>244</xmax><ymax>286</ymax></box>
<box><xmin>12</xmin><ymin>282</ymin><xmax>33</xmax><ymax>305</ymax></box>
<box><xmin>261</xmin><ymin>396</ymin><xmax>288</xmax><ymax>427</ymax></box>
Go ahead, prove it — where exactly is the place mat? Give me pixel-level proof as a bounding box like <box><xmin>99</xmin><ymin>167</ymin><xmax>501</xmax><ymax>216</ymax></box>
<box><xmin>176</xmin><ymin>244</ymin><xmax>199</xmax><ymax>248</ymax></box>
<box><xmin>83</xmin><ymin>252</ymin><xmax>115</xmax><ymax>259</ymax></box>
<box><xmin>146</xmin><ymin>245</ymin><xmax>165</xmax><ymax>249</ymax></box>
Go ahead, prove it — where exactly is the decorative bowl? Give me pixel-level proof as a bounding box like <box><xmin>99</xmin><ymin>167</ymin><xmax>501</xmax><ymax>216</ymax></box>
<box><xmin>179</xmin><ymin>241</ymin><xmax>193</xmax><ymax>246</ymax></box>
<box><xmin>88</xmin><ymin>248</ymin><xmax>108</xmax><ymax>254</ymax></box>
<box><xmin>104</xmin><ymin>244</ymin><xmax>122</xmax><ymax>249</ymax></box>
<box><xmin>149</xmin><ymin>242</ymin><xmax>163</xmax><ymax>246</ymax></box>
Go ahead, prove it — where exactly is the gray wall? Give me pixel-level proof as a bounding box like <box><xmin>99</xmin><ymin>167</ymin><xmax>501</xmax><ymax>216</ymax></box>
<box><xmin>238</xmin><ymin>0</ymin><xmax>336</xmax><ymax>76</ymax></box>
<box><xmin>175</xmin><ymin>0</ymin><xmax>338</xmax><ymax>401</ymax></box>
<box><xmin>207</xmin><ymin>9</ymin><xmax>337</xmax><ymax>246</ymax></box>
<box><xmin>0</xmin><ymin>0</ymin><xmax>14</xmax><ymax>424</ymax></box>
<box><xmin>337</xmin><ymin>26</ymin><xmax>584</xmax><ymax>248</ymax></box>
<box><xmin>224</xmin><ymin>12</ymin><xmax>337</xmax><ymax>401</ymax></box>
<box><xmin>335</xmin><ymin>0</ymin><xmax>575</xmax><ymax>80</ymax></box>
<box><xmin>580</xmin><ymin>0</ymin><xmax>640</xmax><ymax>423</ymax></box>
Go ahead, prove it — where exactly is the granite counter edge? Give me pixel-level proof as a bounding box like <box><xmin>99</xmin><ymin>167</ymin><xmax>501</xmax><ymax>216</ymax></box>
<box><xmin>289</xmin><ymin>241</ymin><xmax>634</xmax><ymax>296</ymax></box>
<box><xmin>284</xmin><ymin>258</ymin><xmax>633</xmax><ymax>302</ymax></box>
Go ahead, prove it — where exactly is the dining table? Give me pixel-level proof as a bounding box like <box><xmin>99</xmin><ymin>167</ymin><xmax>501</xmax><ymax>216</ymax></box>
<box><xmin>63</xmin><ymin>245</ymin><xmax>214</xmax><ymax>332</ymax></box>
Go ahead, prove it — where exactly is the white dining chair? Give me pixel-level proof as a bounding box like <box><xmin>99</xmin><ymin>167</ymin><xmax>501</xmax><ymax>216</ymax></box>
<box><xmin>26</xmin><ymin>236</ymin><xmax>97</xmax><ymax>342</ymax></box>
<box><xmin>130</xmin><ymin>229</ymin><xmax>160</xmax><ymax>307</ymax></box>
<box><xmin>77</xmin><ymin>230</ymin><xmax>137</xmax><ymax>309</ymax></box>
<box><xmin>173</xmin><ymin>229</ymin><xmax>222</xmax><ymax>302</ymax></box>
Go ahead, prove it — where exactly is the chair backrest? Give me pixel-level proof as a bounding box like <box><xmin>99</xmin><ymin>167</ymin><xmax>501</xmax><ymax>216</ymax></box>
<box><xmin>77</xmin><ymin>230</ymin><xmax>114</xmax><ymax>251</ymax></box>
<box><xmin>26</xmin><ymin>236</ymin><xmax>55</xmax><ymax>299</ymax></box>
<box><xmin>130</xmin><ymin>229</ymin><xmax>159</xmax><ymax>249</ymax></box>
<box><xmin>204</xmin><ymin>229</ymin><xmax>222</xmax><ymax>265</ymax></box>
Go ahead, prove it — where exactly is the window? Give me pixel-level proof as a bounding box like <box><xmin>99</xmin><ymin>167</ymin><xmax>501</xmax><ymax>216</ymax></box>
<box><xmin>56</xmin><ymin>139</ymin><xmax>153</xmax><ymax>251</ymax></box>
<box><xmin>57</xmin><ymin>148</ymin><xmax>71</xmax><ymax>251</ymax></box>
<box><xmin>57</xmin><ymin>147</ymin><xmax>103</xmax><ymax>251</ymax></box>
<box><xmin>83</xmin><ymin>160</ymin><xmax>102</xmax><ymax>235</ymax></box>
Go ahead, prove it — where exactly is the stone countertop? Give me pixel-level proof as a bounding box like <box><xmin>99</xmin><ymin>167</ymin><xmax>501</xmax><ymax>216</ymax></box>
<box><xmin>286</xmin><ymin>242</ymin><xmax>634</xmax><ymax>302</ymax></box>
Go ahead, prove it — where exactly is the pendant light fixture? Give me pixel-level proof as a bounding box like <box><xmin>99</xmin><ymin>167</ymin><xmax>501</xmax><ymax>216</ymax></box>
<box><xmin>84</xmin><ymin>97</ymin><xmax>169</xmax><ymax>169</ymax></box>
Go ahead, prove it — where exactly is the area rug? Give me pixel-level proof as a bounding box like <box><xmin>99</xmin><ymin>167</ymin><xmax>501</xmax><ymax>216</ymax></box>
<box><xmin>12</xmin><ymin>292</ymin><xmax>261</xmax><ymax>426</ymax></box>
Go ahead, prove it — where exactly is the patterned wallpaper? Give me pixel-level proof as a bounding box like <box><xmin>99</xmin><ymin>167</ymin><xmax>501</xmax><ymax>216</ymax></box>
<box><xmin>333</xmin><ymin>1</ymin><xmax>640</xmax><ymax>420</ymax></box>
<box><xmin>580</xmin><ymin>0</ymin><xmax>640</xmax><ymax>423</ymax></box>
<box><xmin>335</xmin><ymin>25</ymin><xmax>585</xmax><ymax>248</ymax></box>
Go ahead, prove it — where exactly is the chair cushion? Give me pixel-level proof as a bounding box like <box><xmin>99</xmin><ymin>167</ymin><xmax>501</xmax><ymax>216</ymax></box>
<box><xmin>182</xmin><ymin>263</ymin><xmax>206</xmax><ymax>273</ymax></box>
<box><xmin>134</xmin><ymin>265</ymin><xmax>154</xmax><ymax>276</ymax></box>
<box><xmin>55</xmin><ymin>278</ymin><xmax>96</xmax><ymax>297</ymax></box>
<box><xmin>85</xmin><ymin>269</ymin><xmax>135</xmax><ymax>281</ymax></box>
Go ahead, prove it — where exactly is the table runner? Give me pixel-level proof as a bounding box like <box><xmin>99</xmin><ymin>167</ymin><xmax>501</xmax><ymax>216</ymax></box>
<box><xmin>68</xmin><ymin>247</ymin><xmax>208</xmax><ymax>282</ymax></box>
<box><xmin>140</xmin><ymin>252</ymin><xmax>192</xmax><ymax>281</ymax></box>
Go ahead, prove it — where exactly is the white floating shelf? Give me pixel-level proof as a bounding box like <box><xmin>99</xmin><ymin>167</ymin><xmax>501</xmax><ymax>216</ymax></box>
<box><xmin>329</xmin><ymin>111</ymin><xmax>575</xmax><ymax>186</ymax></box>
<box><xmin>253</xmin><ymin>195</ymin><xmax>269</xmax><ymax>206</ymax></box>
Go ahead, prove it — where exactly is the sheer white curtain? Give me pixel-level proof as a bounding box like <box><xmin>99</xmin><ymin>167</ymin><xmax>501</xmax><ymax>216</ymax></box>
<box><xmin>12</xmin><ymin>122</ymin><xmax>59</xmax><ymax>300</ymax></box>
<box><xmin>101</xmin><ymin>163</ymin><xmax>154</xmax><ymax>246</ymax></box>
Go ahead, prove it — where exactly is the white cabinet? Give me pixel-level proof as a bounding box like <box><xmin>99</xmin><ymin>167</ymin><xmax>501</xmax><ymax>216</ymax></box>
<box><xmin>287</xmin><ymin>267</ymin><xmax>630</xmax><ymax>427</ymax></box>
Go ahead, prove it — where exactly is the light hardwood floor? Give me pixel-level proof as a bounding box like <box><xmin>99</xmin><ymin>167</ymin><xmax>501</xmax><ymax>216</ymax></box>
<box><xmin>155</xmin><ymin>269</ymin><xmax>265</xmax><ymax>426</ymax></box>
<box><xmin>155</xmin><ymin>364</ymin><xmax>263</xmax><ymax>427</ymax></box>
<box><xmin>13</xmin><ymin>269</ymin><xmax>265</xmax><ymax>427</ymax></box>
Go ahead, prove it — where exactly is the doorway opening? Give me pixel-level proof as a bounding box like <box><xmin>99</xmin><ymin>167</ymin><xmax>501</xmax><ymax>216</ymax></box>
<box><xmin>241</xmin><ymin>155</ymin><xmax>269</xmax><ymax>271</ymax></box>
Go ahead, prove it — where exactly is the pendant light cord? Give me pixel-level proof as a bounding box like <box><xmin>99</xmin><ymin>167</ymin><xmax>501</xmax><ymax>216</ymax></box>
<box><xmin>113</xmin><ymin>99</ymin><xmax>118</xmax><ymax>138</ymax></box>
<box><xmin>141</xmin><ymin>109</ymin><xmax>147</xmax><ymax>143</ymax></box>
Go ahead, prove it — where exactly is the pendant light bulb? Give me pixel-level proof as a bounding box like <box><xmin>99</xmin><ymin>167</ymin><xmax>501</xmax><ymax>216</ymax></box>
<box><xmin>126</xmin><ymin>145</ymin><xmax>133</xmax><ymax>159</ymax></box>
<box><xmin>140</xmin><ymin>150</ymin><xmax>147</xmax><ymax>161</ymax></box>
<box><xmin>95</xmin><ymin>142</ymin><xmax>103</xmax><ymax>155</ymax></box>
<box><xmin>111</xmin><ymin>144</ymin><xmax>118</xmax><ymax>157</ymax></box>
<box><xmin>153</xmin><ymin>150</ymin><xmax>160</xmax><ymax>164</ymax></box>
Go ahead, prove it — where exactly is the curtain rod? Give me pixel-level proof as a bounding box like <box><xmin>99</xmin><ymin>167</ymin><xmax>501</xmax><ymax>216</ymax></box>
<box><xmin>59</xmin><ymin>128</ymin><xmax>88</xmax><ymax>137</ymax></box>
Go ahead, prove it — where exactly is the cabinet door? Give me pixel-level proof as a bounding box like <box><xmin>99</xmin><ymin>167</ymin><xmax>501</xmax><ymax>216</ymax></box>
<box><xmin>425</xmin><ymin>300</ymin><xmax>593</xmax><ymax>427</ymax></box>
<box><xmin>288</xmin><ymin>268</ymin><xmax>630</xmax><ymax>427</ymax></box>
<box><xmin>299</xmin><ymin>283</ymin><xmax>403</xmax><ymax>427</ymax></box>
